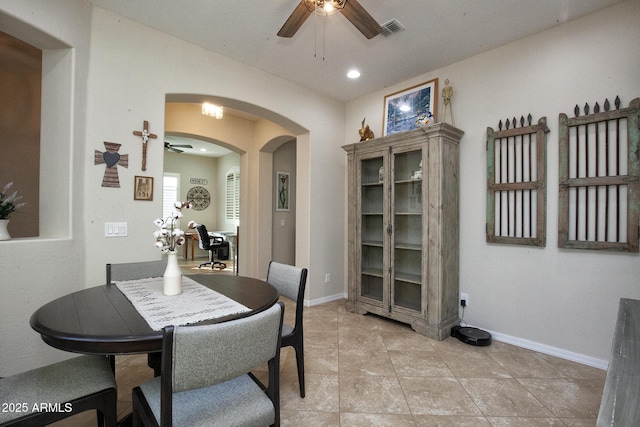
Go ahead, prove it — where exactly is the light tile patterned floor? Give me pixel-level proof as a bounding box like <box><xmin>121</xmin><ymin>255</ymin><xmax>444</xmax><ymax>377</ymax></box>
<box><xmin>52</xmin><ymin>296</ymin><xmax>606</xmax><ymax>426</ymax></box>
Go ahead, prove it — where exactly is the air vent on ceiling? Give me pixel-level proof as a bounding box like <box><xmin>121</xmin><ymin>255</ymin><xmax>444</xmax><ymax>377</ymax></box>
<box><xmin>381</xmin><ymin>19</ymin><xmax>405</xmax><ymax>37</ymax></box>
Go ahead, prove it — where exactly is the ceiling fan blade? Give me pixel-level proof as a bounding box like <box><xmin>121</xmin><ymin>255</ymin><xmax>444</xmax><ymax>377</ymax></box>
<box><xmin>169</xmin><ymin>147</ymin><xmax>184</xmax><ymax>153</ymax></box>
<box><xmin>172</xmin><ymin>144</ymin><xmax>193</xmax><ymax>148</ymax></box>
<box><xmin>341</xmin><ymin>0</ymin><xmax>382</xmax><ymax>39</ymax></box>
<box><xmin>277</xmin><ymin>1</ymin><xmax>312</xmax><ymax>38</ymax></box>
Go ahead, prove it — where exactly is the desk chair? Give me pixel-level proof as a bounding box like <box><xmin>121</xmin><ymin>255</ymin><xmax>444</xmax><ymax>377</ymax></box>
<box><xmin>195</xmin><ymin>224</ymin><xmax>228</xmax><ymax>270</ymax></box>
<box><xmin>0</xmin><ymin>355</ymin><xmax>117</xmax><ymax>427</ymax></box>
<box><xmin>267</xmin><ymin>261</ymin><xmax>308</xmax><ymax>398</ymax></box>
<box><xmin>132</xmin><ymin>302</ymin><xmax>285</xmax><ymax>427</ymax></box>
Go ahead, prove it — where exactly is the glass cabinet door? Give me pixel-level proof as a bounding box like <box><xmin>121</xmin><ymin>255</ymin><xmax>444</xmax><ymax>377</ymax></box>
<box><xmin>392</xmin><ymin>149</ymin><xmax>423</xmax><ymax>312</ymax></box>
<box><xmin>360</xmin><ymin>156</ymin><xmax>385</xmax><ymax>303</ymax></box>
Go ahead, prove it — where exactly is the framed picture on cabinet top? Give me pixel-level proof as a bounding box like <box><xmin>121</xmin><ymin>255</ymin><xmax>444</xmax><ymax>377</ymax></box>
<box><xmin>383</xmin><ymin>78</ymin><xmax>438</xmax><ymax>136</ymax></box>
<box><xmin>134</xmin><ymin>176</ymin><xmax>153</xmax><ymax>201</ymax></box>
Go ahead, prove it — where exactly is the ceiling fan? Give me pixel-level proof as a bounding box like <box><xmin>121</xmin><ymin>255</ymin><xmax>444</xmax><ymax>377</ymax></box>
<box><xmin>278</xmin><ymin>0</ymin><xmax>382</xmax><ymax>40</ymax></box>
<box><xmin>164</xmin><ymin>141</ymin><xmax>193</xmax><ymax>153</ymax></box>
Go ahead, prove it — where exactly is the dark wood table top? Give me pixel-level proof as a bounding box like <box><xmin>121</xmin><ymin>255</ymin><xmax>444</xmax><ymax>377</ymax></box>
<box><xmin>30</xmin><ymin>275</ymin><xmax>279</xmax><ymax>355</ymax></box>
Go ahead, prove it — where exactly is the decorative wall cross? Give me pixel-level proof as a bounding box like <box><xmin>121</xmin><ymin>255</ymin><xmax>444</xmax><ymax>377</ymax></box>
<box><xmin>94</xmin><ymin>142</ymin><xmax>129</xmax><ymax>188</ymax></box>
<box><xmin>133</xmin><ymin>120</ymin><xmax>157</xmax><ymax>171</ymax></box>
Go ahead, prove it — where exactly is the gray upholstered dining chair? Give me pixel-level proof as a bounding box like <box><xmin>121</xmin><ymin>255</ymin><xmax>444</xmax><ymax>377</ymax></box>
<box><xmin>106</xmin><ymin>260</ymin><xmax>167</xmax><ymax>284</ymax></box>
<box><xmin>106</xmin><ymin>260</ymin><xmax>168</xmax><ymax>375</ymax></box>
<box><xmin>0</xmin><ymin>355</ymin><xmax>117</xmax><ymax>427</ymax></box>
<box><xmin>132</xmin><ymin>302</ymin><xmax>285</xmax><ymax>427</ymax></box>
<box><xmin>266</xmin><ymin>261</ymin><xmax>308</xmax><ymax>398</ymax></box>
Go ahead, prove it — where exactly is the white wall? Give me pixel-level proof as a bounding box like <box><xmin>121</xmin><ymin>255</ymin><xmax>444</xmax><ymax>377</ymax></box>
<box><xmin>0</xmin><ymin>0</ymin><xmax>345</xmax><ymax>376</ymax></box>
<box><xmin>346</xmin><ymin>0</ymin><xmax>640</xmax><ymax>364</ymax></box>
<box><xmin>0</xmin><ymin>0</ymin><xmax>92</xmax><ymax>376</ymax></box>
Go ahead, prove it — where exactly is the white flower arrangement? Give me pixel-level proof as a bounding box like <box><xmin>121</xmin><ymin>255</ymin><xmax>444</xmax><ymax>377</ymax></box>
<box><xmin>0</xmin><ymin>182</ymin><xmax>26</xmax><ymax>220</ymax></box>
<box><xmin>153</xmin><ymin>201</ymin><xmax>191</xmax><ymax>253</ymax></box>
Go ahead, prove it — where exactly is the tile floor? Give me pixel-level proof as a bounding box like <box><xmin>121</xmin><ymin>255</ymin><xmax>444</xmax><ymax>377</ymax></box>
<box><xmin>52</xmin><ymin>261</ymin><xmax>607</xmax><ymax>426</ymax></box>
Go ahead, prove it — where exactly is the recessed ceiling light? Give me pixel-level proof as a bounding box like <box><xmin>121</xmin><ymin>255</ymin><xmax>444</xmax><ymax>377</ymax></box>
<box><xmin>200</xmin><ymin>148</ymin><xmax>207</xmax><ymax>152</ymax></box>
<box><xmin>347</xmin><ymin>69</ymin><xmax>361</xmax><ymax>79</ymax></box>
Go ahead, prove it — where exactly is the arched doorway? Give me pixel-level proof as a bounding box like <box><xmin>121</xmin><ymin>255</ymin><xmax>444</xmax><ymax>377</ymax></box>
<box><xmin>164</xmin><ymin>95</ymin><xmax>309</xmax><ymax>279</ymax></box>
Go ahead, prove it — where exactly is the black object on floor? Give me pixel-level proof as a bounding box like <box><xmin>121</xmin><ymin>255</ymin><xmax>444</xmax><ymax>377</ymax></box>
<box><xmin>451</xmin><ymin>325</ymin><xmax>492</xmax><ymax>346</ymax></box>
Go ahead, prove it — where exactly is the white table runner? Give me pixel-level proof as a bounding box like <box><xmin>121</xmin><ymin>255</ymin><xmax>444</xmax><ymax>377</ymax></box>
<box><xmin>115</xmin><ymin>276</ymin><xmax>250</xmax><ymax>330</ymax></box>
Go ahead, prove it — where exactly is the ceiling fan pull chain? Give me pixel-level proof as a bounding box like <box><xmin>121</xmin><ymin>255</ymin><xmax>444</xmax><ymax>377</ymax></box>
<box><xmin>322</xmin><ymin>11</ymin><xmax>326</xmax><ymax>61</ymax></box>
<box><xmin>314</xmin><ymin>3</ymin><xmax>318</xmax><ymax>58</ymax></box>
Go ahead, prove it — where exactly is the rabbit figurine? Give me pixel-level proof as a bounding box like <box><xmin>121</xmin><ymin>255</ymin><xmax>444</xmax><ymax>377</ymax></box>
<box><xmin>359</xmin><ymin>118</ymin><xmax>375</xmax><ymax>141</ymax></box>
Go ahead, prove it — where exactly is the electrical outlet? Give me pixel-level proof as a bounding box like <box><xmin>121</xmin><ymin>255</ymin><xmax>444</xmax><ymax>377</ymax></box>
<box><xmin>325</xmin><ymin>273</ymin><xmax>331</xmax><ymax>283</ymax></box>
<box><xmin>460</xmin><ymin>293</ymin><xmax>469</xmax><ymax>307</ymax></box>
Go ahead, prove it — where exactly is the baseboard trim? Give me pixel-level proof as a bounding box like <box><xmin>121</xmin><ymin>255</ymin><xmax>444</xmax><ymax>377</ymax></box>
<box><xmin>486</xmin><ymin>329</ymin><xmax>608</xmax><ymax>370</ymax></box>
<box><xmin>306</xmin><ymin>292</ymin><xmax>347</xmax><ymax>307</ymax></box>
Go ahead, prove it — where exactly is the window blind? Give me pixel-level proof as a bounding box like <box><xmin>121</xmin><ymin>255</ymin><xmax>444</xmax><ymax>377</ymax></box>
<box><xmin>226</xmin><ymin>167</ymin><xmax>240</xmax><ymax>222</ymax></box>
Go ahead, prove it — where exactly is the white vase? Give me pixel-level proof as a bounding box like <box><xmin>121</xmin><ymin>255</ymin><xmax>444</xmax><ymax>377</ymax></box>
<box><xmin>0</xmin><ymin>220</ymin><xmax>10</xmax><ymax>241</ymax></box>
<box><xmin>163</xmin><ymin>251</ymin><xmax>182</xmax><ymax>295</ymax></box>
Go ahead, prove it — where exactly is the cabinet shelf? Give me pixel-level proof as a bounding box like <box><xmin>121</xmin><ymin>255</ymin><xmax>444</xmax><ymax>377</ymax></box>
<box><xmin>395</xmin><ymin>179</ymin><xmax>422</xmax><ymax>185</ymax></box>
<box><xmin>394</xmin><ymin>242</ymin><xmax>421</xmax><ymax>250</ymax></box>
<box><xmin>362</xmin><ymin>267</ymin><xmax>384</xmax><ymax>278</ymax></box>
<box><xmin>363</xmin><ymin>240</ymin><xmax>384</xmax><ymax>247</ymax></box>
<box><xmin>394</xmin><ymin>297</ymin><xmax>421</xmax><ymax>312</ymax></box>
<box><xmin>394</xmin><ymin>272</ymin><xmax>421</xmax><ymax>284</ymax></box>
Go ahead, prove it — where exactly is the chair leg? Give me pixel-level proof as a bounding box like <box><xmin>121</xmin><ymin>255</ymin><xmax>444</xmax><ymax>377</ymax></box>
<box><xmin>93</xmin><ymin>388</ymin><xmax>118</xmax><ymax>427</ymax></box>
<box><xmin>294</xmin><ymin>343</ymin><xmax>305</xmax><ymax>398</ymax></box>
<box><xmin>97</xmin><ymin>397</ymin><xmax>118</xmax><ymax>427</ymax></box>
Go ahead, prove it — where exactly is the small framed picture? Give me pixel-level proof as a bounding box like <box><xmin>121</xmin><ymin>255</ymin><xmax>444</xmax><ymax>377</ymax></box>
<box><xmin>134</xmin><ymin>176</ymin><xmax>153</xmax><ymax>201</ymax></box>
<box><xmin>383</xmin><ymin>78</ymin><xmax>438</xmax><ymax>136</ymax></box>
<box><xmin>276</xmin><ymin>171</ymin><xmax>290</xmax><ymax>212</ymax></box>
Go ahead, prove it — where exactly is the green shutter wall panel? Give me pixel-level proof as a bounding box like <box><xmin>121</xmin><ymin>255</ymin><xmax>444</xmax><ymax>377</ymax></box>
<box><xmin>486</xmin><ymin>115</ymin><xmax>549</xmax><ymax>247</ymax></box>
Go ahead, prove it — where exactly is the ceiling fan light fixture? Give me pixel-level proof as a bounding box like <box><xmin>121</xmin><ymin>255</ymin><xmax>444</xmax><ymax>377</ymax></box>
<box><xmin>202</xmin><ymin>102</ymin><xmax>224</xmax><ymax>119</ymax></box>
<box><xmin>304</xmin><ymin>0</ymin><xmax>346</xmax><ymax>16</ymax></box>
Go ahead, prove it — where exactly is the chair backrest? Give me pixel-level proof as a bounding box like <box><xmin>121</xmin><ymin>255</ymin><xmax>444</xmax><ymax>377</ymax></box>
<box><xmin>106</xmin><ymin>260</ymin><xmax>167</xmax><ymax>284</ymax></box>
<box><xmin>195</xmin><ymin>223</ymin><xmax>211</xmax><ymax>249</ymax></box>
<box><xmin>165</xmin><ymin>302</ymin><xmax>284</xmax><ymax>393</ymax></box>
<box><xmin>195</xmin><ymin>224</ymin><xmax>225</xmax><ymax>250</ymax></box>
<box><xmin>267</xmin><ymin>261</ymin><xmax>307</xmax><ymax>306</ymax></box>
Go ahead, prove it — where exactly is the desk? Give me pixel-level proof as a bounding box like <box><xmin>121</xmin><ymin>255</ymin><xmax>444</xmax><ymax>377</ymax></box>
<box><xmin>30</xmin><ymin>275</ymin><xmax>279</xmax><ymax>356</ymax></box>
<box><xmin>183</xmin><ymin>232</ymin><xmax>198</xmax><ymax>260</ymax></box>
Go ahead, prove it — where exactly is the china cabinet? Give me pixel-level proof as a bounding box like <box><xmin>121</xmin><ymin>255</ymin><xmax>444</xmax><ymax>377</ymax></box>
<box><xmin>343</xmin><ymin>124</ymin><xmax>464</xmax><ymax>340</ymax></box>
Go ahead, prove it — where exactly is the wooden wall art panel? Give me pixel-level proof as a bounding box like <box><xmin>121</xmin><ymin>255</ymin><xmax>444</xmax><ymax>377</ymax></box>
<box><xmin>486</xmin><ymin>115</ymin><xmax>549</xmax><ymax>246</ymax></box>
<box><xmin>558</xmin><ymin>97</ymin><xmax>639</xmax><ymax>252</ymax></box>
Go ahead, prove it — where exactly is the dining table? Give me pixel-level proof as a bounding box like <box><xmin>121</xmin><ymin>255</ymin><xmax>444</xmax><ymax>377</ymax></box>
<box><xmin>30</xmin><ymin>274</ymin><xmax>279</xmax><ymax>356</ymax></box>
<box><xmin>30</xmin><ymin>274</ymin><xmax>278</xmax><ymax>426</ymax></box>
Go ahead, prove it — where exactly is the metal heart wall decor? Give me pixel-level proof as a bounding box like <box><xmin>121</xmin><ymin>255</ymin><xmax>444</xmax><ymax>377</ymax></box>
<box><xmin>103</xmin><ymin>151</ymin><xmax>121</xmax><ymax>168</ymax></box>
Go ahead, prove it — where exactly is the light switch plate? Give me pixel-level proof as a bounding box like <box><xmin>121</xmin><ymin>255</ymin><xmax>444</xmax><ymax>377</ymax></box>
<box><xmin>105</xmin><ymin>222</ymin><xmax>128</xmax><ymax>237</ymax></box>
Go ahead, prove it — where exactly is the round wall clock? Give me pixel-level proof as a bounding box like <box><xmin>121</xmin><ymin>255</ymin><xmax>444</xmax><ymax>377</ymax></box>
<box><xmin>186</xmin><ymin>186</ymin><xmax>210</xmax><ymax>211</ymax></box>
